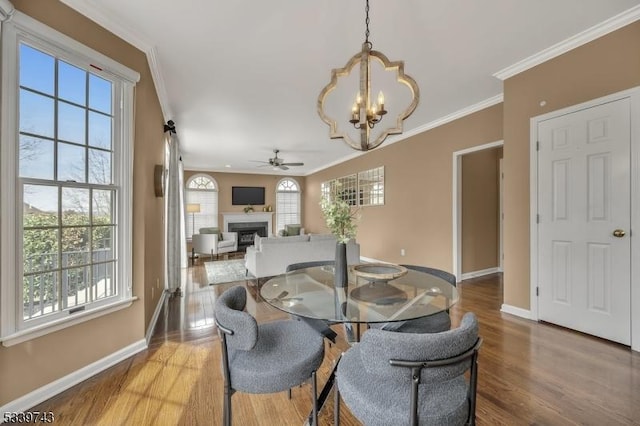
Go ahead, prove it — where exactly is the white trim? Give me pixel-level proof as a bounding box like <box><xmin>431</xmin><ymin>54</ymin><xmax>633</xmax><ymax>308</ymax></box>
<box><xmin>0</xmin><ymin>0</ymin><xmax>15</xmax><ymax>20</ymax></box>
<box><xmin>306</xmin><ymin>94</ymin><xmax>504</xmax><ymax>176</ymax></box>
<box><xmin>146</xmin><ymin>47</ymin><xmax>172</xmax><ymax>121</ymax></box>
<box><xmin>0</xmin><ymin>339</ymin><xmax>147</xmax><ymax>415</ymax></box>
<box><xmin>145</xmin><ymin>291</ymin><xmax>167</xmax><ymax>344</ymax></box>
<box><xmin>59</xmin><ymin>0</ymin><xmax>152</xmax><ymax>52</ymax></box>
<box><xmin>530</xmin><ymin>86</ymin><xmax>640</xmax><ymax>351</ymax></box>
<box><xmin>494</xmin><ymin>5</ymin><xmax>640</xmax><ymax>80</ymax></box>
<box><xmin>500</xmin><ymin>304</ymin><xmax>532</xmax><ymax>320</ymax></box>
<box><xmin>10</xmin><ymin>11</ymin><xmax>139</xmax><ymax>83</ymax></box>
<box><xmin>460</xmin><ymin>267</ymin><xmax>502</xmax><ymax>281</ymax></box>
<box><xmin>452</xmin><ymin>140</ymin><xmax>504</xmax><ymax>280</ymax></box>
<box><xmin>1</xmin><ymin>298</ymin><xmax>137</xmax><ymax>347</ymax></box>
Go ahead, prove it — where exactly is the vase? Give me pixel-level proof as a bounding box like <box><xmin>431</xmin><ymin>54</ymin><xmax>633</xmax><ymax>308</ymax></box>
<box><xmin>334</xmin><ymin>242</ymin><xmax>348</xmax><ymax>288</ymax></box>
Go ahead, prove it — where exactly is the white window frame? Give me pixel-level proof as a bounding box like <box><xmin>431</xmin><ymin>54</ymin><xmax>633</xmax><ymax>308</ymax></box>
<box><xmin>276</xmin><ymin>178</ymin><xmax>301</xmax><ymax>232</ymax></box>
<box><xmin>185</xmin><ymin>174</ymin><xmax>219</xmax><ymax>237</ymax></box>
<box><xmin>0</xmin><ymin>11</ymin><xmax>140</xmax><ymax>346</ymax></box>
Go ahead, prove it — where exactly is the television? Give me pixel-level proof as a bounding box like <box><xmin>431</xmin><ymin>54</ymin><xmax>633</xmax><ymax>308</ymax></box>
<box><xmin>232</xmin><ymin>186</ymin><xmax>265</xmax><ymax>205</ymax></box>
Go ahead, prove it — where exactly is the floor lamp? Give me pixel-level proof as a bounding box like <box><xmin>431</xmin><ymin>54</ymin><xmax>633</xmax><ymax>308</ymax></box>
<box><xmin>186</xmin><ymin>203</ymin><xmax>201</xmax><ymax>236</ymax></box>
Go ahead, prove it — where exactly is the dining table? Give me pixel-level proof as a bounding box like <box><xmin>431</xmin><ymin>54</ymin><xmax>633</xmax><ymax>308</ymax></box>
<box><xmin>259</xmin><ymin>263</ymin><xmax>459</xmax><ymax>423</ymax></box>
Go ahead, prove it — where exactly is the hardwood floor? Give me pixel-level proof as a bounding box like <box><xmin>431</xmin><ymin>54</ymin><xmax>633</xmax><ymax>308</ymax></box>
<box><xmin>26</xmin><ymin>262</ymin><xmax>640</xmax><ymax>425</ymax></box>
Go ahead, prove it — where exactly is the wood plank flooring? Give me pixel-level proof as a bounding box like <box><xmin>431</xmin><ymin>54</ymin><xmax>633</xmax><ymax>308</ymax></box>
<box><xmin>26</xmin><ymin>262</ymin><xmax>640</xmax><ymax>425</ymax></box>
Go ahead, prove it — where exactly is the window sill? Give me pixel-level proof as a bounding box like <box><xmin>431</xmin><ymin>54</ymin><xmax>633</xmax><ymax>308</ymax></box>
<box><xmin>0</xmin><ymin>296</ymin><xmax>138</xmax><ymax>347</ymax></box>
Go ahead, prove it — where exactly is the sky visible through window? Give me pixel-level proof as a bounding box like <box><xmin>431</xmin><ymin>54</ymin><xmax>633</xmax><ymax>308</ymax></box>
<box><xmin>19</xmin><ymin>42</ymin><xmax>113</xmax><ymax>214</ymax></box>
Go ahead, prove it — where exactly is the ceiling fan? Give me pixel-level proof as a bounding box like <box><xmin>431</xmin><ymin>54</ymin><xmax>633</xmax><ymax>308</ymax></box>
<box><xmin>253</xmin><ymin>149</ymin><xmax>304</xmax><ymax>171</ymax></box>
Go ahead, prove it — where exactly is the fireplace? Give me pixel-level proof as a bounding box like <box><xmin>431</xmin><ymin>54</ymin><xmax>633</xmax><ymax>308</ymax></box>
<box><xmin>228</xmin><ymin>221</ymin><xmax>268</xmax><ymax>250</ymax></box>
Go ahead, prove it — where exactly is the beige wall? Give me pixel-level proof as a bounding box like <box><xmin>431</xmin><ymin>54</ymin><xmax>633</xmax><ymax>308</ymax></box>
<box><xmin>503</xmin><ymin>21</ymin><xmax>640</xmax><ymax>310</ymax></box>
<box><xmin>461</xmin><ymin>147</ymin><xmax>502</xmax><ymax>273</ymax></box>
<box><xmin>183</xmin><ymin>171</ymin><xmax>306</xmax><ymax>235</ymax></box>
<box><xmin>305</xmin><ymin>104</ymin><xmax>503</xmax><ymax>270</ymax></box>
<box><xmin>1</xmin><ymin>0</ymin><xmax>165</xmax><ymax>405</ymax></box>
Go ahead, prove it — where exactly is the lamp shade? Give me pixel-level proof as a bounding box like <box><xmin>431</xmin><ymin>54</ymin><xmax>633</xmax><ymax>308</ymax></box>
<box><xmin>186</xmin><ymin>203</ymin><xmax>201</xmax><ymax>213</ymax></box>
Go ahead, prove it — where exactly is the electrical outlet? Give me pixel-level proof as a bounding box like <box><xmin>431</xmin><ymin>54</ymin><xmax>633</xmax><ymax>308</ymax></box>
<box><xmin>400</xmin><ymin>249</ymin><xmax>406</xmax><ymax>256</ymax></box>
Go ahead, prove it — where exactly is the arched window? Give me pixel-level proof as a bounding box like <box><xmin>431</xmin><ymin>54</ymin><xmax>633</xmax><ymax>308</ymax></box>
<box><xmin>185</xmin><ymin>174</ymin><xmax>218</xmax><ymax>236</ymax></box>
<box><xmin>276</xmin><ymin>178</ymin><xmax>301</xmax><ymax>232</ymax></box>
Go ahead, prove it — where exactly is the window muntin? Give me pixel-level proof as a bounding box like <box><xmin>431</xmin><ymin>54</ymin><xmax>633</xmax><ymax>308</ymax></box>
<box><xmin>276</xmin><ymin>178</ymin><xmax>301</xmax><ymax>232</ymax></box>
<box><xmin>186</xmin><ymin>174</ymin><xmax>218</xmax><ymax>235</ymax></box>
<box><xmin>1</xmin><ymin>12</ymin><xmax>139</xmax><ymax>341</ymax></box>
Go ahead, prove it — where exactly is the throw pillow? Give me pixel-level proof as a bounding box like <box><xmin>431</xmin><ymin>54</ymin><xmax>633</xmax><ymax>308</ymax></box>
<box><xmin>278</xmin><ymin>229</ymin><xmax>288</xmax><ymax>237</ymax></box>
<box><xmin>285</xmin><ymin>224</ymin><xmax>301</xmax><ymax>236</ymax></box>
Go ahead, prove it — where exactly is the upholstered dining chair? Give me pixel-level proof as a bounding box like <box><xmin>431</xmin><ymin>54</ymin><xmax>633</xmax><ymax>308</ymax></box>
<box><xmin>286</xmin><ymin>261</ymin><xmax>338</xmax><ymax>344</ymax></box>
<box><xmin>214</xmin><ymin>286</ymin><xmax>324</xmax><ymax>426</ymax></box>
<box><xmin>335</xmin><ymin>312</ymin><xmax>482</xmax><ymax>426</ymax></box>
<box><xmin>369</xmin><ymin>264</ymin><xmax>456</xmax><ymax>334</ymax></box>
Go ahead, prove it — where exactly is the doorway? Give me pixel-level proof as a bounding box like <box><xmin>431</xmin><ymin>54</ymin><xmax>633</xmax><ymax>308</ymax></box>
<box><xmin>452</xmin><ymin>140</ymin><xmax>504</xmax><ymax>281</ymax></box>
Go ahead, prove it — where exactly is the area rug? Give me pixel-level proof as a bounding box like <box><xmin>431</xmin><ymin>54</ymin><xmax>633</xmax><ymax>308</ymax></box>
<box><xmin>204</xmin><ymin>259</ymin><xmax>251</xmax><ymax>285</ymax></box>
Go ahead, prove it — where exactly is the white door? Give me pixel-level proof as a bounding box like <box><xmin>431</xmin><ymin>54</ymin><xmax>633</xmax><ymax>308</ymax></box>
<box><xmin>537</xmin><ymin>98</ymin><xmax>631</xmax><ymax>345</ymax></box>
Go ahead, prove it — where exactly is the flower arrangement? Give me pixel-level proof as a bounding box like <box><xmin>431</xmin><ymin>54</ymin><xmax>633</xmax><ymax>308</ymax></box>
<box><xmin>320</xmin><ymin>196</ymin><xmax>359</xmax><ymax>244</ymax></box>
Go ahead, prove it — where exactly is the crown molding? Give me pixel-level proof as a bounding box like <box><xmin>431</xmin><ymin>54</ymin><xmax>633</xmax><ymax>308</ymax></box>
<box><xmin>305</xmin><ymin>93</ymin><xmax>504</xmax><ymax>176</ymax></box>
<box><xmin>147</xmin><ymin>47</ymin><xmax>172</xmax><ymax>120</ymax></box>
<box><xmin>60</xmin><ymin>0</ymin><xmax>172</xmax><ymax>120</ymax></box>
<box><xmin>494</xmin><ymin>4</ymin><xmax>640</xmax><ymax>80</ymax></box>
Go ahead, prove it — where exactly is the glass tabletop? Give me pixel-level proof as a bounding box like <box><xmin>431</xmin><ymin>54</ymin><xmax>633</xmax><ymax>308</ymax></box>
<box><xmin>260</xmin><ymin>265</ymin><xmax>458</xmax><ymax>324</ymax></box>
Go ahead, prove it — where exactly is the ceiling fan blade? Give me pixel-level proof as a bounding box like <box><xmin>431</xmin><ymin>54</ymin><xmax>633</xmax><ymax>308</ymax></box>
<box><xmin>281</xmin><ymin>162</ymin><xmax>304</xmax><ymax>166</ymax></box>
<box><xmin>279</xmin><ymin>165</ymin><xmax>289</xmax><ymax>170</ymax></box>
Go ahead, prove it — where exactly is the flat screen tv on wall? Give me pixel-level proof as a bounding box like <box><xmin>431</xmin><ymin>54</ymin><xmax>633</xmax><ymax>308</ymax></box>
<box><xmin>232</xmin><ymin>186</ymin><xmax>265</xmax><ymax>205</ymax></box>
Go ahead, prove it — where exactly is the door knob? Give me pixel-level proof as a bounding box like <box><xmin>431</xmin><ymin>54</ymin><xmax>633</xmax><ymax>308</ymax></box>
<box><xmin>612</xmin><ymin>229</ymin><xmax>626</xmax><ymax>238</ymax></box>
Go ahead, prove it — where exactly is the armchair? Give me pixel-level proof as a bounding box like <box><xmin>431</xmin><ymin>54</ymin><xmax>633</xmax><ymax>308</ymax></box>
<box><xmin>335</xmin><ymin>312</ymin><xmax>482</xmax><ymax>425</ymax></box>
<box><xmin>191</xmin><ymin>230</ymin><xmax>237</xmax><ymax>263</ymax></box>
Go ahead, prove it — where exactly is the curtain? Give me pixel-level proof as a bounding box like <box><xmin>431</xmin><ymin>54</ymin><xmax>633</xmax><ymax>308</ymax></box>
<box><xmin>165</xmin><ymin>130</ymin><xmax>186</xmax><ymax>292</ymax></box>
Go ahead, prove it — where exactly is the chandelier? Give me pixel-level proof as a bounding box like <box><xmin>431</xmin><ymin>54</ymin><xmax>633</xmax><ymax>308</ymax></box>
<box><xmin>317</xmin><ymin>0</ymin><xmax>419</xmax><ymax>151</ymax></box>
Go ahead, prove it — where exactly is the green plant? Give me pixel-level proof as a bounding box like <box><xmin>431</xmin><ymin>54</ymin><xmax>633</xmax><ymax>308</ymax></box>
<box><xmin>320</xmin><ymin>196</ymin><xmax>359</xmax><ymax>244</ymax></box>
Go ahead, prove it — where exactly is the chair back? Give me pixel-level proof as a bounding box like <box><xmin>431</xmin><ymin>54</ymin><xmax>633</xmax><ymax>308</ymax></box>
<box><xmin>192</xmin><ymin>233</ymin><xmax>217</xmax><ymax>253</ymax></box>
<box><xmin>359</xmin><ymin>312</ymin><xmax>478</xmax><ymax>383</ymax></box>
<box><xmin>214</xmin><ymin>286</ymin><xmax>258</xmax><ymax>351</ymax></box>
<box><xmin>400</xmin><ymin>264</ymin><xmax>457</xmax><ymax>286</ymax></box>
<box><xmin>286</xmin><ymin>260</ymin><xmax>334</xmax><ymax>272</ymax></box>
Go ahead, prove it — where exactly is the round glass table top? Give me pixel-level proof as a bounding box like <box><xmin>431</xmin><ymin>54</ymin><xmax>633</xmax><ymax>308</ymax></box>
<box><xmin>260</xmin><ymin>265</ymin><xmax>458</xmax><ymax>324</ymax></box>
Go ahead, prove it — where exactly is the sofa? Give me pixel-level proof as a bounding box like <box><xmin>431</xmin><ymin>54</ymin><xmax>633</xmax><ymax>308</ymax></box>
<box><xmin>245</xmin><ymin>234</ymin><xmax>360</xmax><ymax>278</ymax></box>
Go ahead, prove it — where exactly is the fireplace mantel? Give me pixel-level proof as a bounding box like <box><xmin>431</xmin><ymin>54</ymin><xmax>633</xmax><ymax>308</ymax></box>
<box><xmin>223</xmin><ymin>212</ymin><xmax>274</xmax><ymax>235</ymax></box>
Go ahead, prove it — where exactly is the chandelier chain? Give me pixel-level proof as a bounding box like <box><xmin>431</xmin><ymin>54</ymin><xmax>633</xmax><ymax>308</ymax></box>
<box><xmin>365</xmin><ymin>0</ymin><xmax>370</xmax><ymax>45</ymax></box>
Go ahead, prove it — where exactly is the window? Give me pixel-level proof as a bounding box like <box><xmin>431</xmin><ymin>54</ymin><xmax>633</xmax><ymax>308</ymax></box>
<box><xmin>276</xmin><ymin>178</ymin><xmax>301</xmax><ymax>232</ymax></box>
<box><xmin>185</xmin><ymin>174</ymin><xmax>218</xmax><ymax>236</ymax></box>
<box><xmin>0</xmin><ymin>12</ymin><xmax>139</xmax><ymax>344</ymax></box>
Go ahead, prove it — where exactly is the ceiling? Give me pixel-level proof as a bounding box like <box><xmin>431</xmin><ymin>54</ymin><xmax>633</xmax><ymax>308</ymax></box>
<box><xmin>60</xmin><ymin>0</ymin><xmax>640</xmax><ymax>176</ymax></box>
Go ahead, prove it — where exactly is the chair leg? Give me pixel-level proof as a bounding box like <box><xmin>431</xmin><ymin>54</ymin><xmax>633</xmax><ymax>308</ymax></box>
<box><xmin>334</xmin><ymin>377</ymin><xmax>340</xmax><ymax>426</ymax></box>
<box><xmin>223</xmin><ymin>387</ymin><xmax>232</xmax><ymax>426</ymax></box>
<box><xmin>288</xmin><ymin>388</ymin><xmax>292</xmax><ymax>400</ymax></box>
<box><xmin>311</xmin><ymin>370</ymin><xmax>318</xmax><ymax>426</ymax></box>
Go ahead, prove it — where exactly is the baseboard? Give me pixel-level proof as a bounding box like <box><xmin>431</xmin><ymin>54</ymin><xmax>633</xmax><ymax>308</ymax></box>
<box><xmin>460</xmin><ymin>267</ymin><xmax>501</xmax><ymax>281</ymax></box>
<box><xmin>500</xmin><ymin>304</ymin><xmax>532</xmax><ymax>320</ymax></box>
<box><xmin>0</xmin><ymin>339</ymin><xmax>147</xmax><ymax>416</ymax></box>
<box><xmin>145</xmin><ymin>290</ymin><xmax>167</xmax><ymax>344</ymax></box>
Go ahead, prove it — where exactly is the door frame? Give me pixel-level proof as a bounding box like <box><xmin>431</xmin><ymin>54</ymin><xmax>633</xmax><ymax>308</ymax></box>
<box><xmin>452</xmin><ymin>139</ymin><xmax>503</xmax><ymax>281</ymax></box>
<box><xmin>530</xmin><ymin>86</ymin><xmax>640</xmax><ymax>351</ymax></box>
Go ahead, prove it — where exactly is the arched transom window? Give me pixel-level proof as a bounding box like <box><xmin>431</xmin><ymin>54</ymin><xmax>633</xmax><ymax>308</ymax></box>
<box><xmin>276</xmin><ymin>178</ymin><xmax>301</xmax><ymax>232</ymax></box>
<box><xmin>185</xmin><ymin>174</ymin><xmax>218</xmax><ymax>236</ymax></box>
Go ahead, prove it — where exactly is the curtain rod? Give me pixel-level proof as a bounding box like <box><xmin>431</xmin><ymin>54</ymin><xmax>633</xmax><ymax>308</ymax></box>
<box><xmin>164</xmin><ymin>120</ymin><xmax>176</xmax><ymax>134</ymax></box>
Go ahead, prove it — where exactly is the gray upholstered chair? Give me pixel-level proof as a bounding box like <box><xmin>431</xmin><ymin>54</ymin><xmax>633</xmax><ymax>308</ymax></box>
<box><xmin>214</xmin><ymin>286</ymin><xmax>324</xmax><ymax>426</ymax></box>
<box><xmin>335</xmin><ymin>312</ymin><xmax>482</xmax><ymax>426</ymax></box>
<box><xmin>369</xmin><ymin>264</ymin><xmax>456</xmax><ymax>333</ymax></box>
<box><xmin>286</xmin><ymin>261</ymin><xmax>338</xmax><ymax>343</ymax></box>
